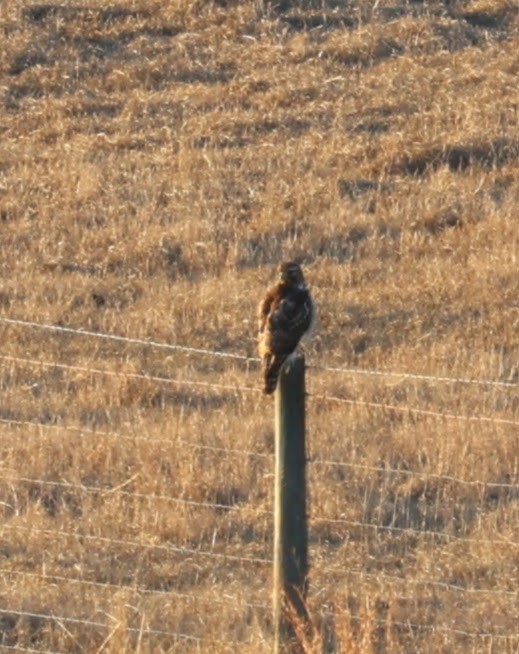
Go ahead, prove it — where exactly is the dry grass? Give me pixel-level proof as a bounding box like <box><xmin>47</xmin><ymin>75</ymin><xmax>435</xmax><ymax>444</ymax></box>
<box><xmin>1</xmin><ymin>0</ymin><xmax>519</xmax><ymax>651</ymax></box>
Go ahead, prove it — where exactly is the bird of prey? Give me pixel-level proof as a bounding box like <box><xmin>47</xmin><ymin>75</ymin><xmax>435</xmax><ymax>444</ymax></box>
<box><xmin>257</xmin><ymin>261</ymin><xmax>315</xmax><ymax>395</ymax></box>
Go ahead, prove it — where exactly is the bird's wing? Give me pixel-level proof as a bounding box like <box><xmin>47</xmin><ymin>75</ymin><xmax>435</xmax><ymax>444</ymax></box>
<box><xmin>270</xmin><ymin>289</ymin><xmax>313</xmax><ymax>337</ymax></box>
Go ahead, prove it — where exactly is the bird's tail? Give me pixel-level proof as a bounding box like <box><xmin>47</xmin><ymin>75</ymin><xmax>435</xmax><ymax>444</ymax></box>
<box><xmin>263</xmin><ymin>353</ymin><xmax>289</xmax><ymax>395</ymax></box>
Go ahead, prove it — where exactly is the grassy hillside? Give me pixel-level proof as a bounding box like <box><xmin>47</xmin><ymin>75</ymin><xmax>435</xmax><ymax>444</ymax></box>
<box><xmin>1</xmin><ymin>0</ymin><xmax>519</xmax><ymax>651</ymax></box>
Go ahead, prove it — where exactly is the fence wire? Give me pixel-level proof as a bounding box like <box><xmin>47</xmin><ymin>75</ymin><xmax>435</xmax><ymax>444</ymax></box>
<box><xmin>0</xmin><ymin>607</ymin><xmax>201</xmax><ymax>643</ymax></box>
<box><xmin>0</xmin><ymin>472</ymin><xmax>273</xmax><ymax>514</ymax></box>
<box><xmin>3</xmin><ymin>353</ymin><xmax>519</xmax><ymax>429</ymax></box>
<box><xmin>0</xmin><ymin>568</ymin><xmax>270</xmax><ymax>610</ymax></box>
<box><xmin>2</xmin><ymin>315</ymin><xmax>515</xmax><ymax>388</ymax></box>
<box><xmin>0</xmin><ymin>416</ymin><xmax>272</xmax><ymax>459</ymax></box>
<box><xmin>1</xmin><ymin>316</ymin><xmax>519</xmax><ymax>649</ymax></box>
<box><xmin>2</xmin><ymin>523</ymin><xmax>271</xmax><ymax>566</ymax></box>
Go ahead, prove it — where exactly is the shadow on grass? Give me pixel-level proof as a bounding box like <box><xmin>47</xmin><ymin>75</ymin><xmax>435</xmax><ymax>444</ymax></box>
<box><xmin>461</xmin><ymin>3</ymin><xmax>519</xmax><ymax>32</ymax></box>
<box><xmin>22</xmin><ymin>4</ymin><xmax>145</xmax><ymax>23</ymax></box>
<box><xmin>6</xmin><ymin>3</ymin><xmax>182</xmax><ymax>95</ymax></box>
<box><xmin>193</xmin><ymin>117</ymin><xmax>311</xmax><ymax>150</ymax></box>
<box><xmin>0</xmin><ymin>612</ymin><xmax>45</xmax><ymax>649</ymax></box>
<box><xmin>390</xmin><ymin>139</ymin><xmax>519</xmax><ymax>176</ymax></box>
<box><xmin>22</xmin><ymin>3</ymin><xmax>182</xmax><ymax>46</ymax></box>
<box><xmin>273</xmin><ymin>0</ymin><xmax>518</xmax><ymax>60</ymax></box>
<box><xmin>22</xmin><ymin>3</ymin><xmax>179</xmax><ymax>36</ymax></box>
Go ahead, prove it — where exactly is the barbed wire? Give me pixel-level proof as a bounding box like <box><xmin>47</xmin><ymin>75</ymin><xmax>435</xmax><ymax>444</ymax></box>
<box><xmin>0</xmin><ymin>606</ymin><xmax>516</xmax><ymax>649</ymax></box>
<box><xmin>312</xmin><ymin>361</ymin><xmax>517</xmax><ymax>389</ymax></box>
<box><xmin>0</xmin><ymin>568</ymin><xmax>517</xmax><ymax>652</ymax></box>
<box><xmin>0</xmin><ymin>567</ymin><xmax>270</xmax><ymax>611</ymax></box>
<box><xmin>1</xmin><ymin>466</ymin><xmax>518</xmax><ymax>553</ymax></box>
<box><xmin>1</xmin><ymin>561</ymin><xmax>516</xmax><ymax>608</ymax></box>
<box><xmin>342</xmin><ymin>613</ymin><xmax>519</xmax><ymax>643</ymax></box>
<box><xmin>311</xmin><ymin>392</ymin><xmax>519</xmax><ymax>428</ymax></box>
<box><xmin>4</xmin><ymin>513</ymin><xmax>518</xmax><ymax>557</ymax></box>
<box><xmin>0</xmin><ymin>607</ymin><xmax>201</xmax><ymax>644</ymax></box>
<box><xmin>0</xmin><ymin>316</ymin><xmax>255</xmax><ymax>363</ymax></box>
<box><xmin>0</xmin><ymin>472</ymin><xmax>272</xmax><ymax>516</ymax></box>
<box><xmin>0</xmin><ymin>416</ymin><xmax>272</xmax><ymax>459</ymax></box>
<box><xmin>2</xmin><ymin>315</ymin><xmax>516</xmax><ymax>389</ymax></box>
<box><xmin>4</xmin><ymin>354</ymin><xmax>519</xmax><ymax>431</ymax></box>
<box><xmin>1</xmin><ymin>415</ymin><xmax>517</xmax><ymax>492</ymax></box>
<box><xmin>1</xmin><ymin>464</ymin><xmax>517</xmax><ymax>524</ymax></box>
<box><xmin>309</xmin><ymin>456</ymin><xmax>519</xmax><ymax>489</ymax></box>
<box><xmin>5</xmin><ymin>346</ymin><xmax>507</xmax><ymax>432</ymax></box>
<box><xmin>311</xmin><ymin>515</ymin><xmax>519</xmax><ymax>548</ymax></box>
<box><xmin>3</xmin><ymin>315</ymin><xmax>519</xmax><ymax>647</ymax></box>
<box><xmin>319</xmin><ymin>567</ymin><xmax>518</xmax><ymax>600</ymax></box>
<box><xmin>2</xmin><ymin>524</ymin><xmax>271</xmax><ymax>566</ymax></box>
<box><xmin>1</xmin><ymin>645</ymin><xmax>67</xmax><ymax>654</ymax></box>
<box><xmin>0</xmin><ymin>354</ymin><xmax>261</xmax><ymax>395</ymax></box>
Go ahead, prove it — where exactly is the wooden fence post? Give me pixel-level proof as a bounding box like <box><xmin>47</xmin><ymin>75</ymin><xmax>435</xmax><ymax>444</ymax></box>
<box><xmin>273</xmin><ymin>353</ymin><xmax>309</xmax><ymax>654</ymax></box>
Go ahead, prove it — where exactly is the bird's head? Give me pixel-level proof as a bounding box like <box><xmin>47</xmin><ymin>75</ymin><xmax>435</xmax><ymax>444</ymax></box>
<box><xmin>278</xmin><ymin>261</ymin><xmax>306</xmax><ymax>287</ymax></box>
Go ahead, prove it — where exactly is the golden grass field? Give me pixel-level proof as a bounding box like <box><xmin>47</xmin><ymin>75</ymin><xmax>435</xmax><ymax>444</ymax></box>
<box><xmin>1</xmin><ymin>0</ymin><xmax>519</xmax><ymax>651</ymax></box>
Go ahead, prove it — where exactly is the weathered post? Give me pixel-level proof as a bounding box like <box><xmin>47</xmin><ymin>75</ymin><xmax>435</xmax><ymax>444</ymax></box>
<box><xmin>273</xmin><ymin>353</ymin><xmax>309</xmax><ymax>654</ymax></box>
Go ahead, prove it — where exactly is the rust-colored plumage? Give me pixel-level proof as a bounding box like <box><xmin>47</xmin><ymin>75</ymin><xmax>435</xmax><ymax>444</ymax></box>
<box><xmin>257</xmin><ymin>262</ymin><xmax>315</xmax><ymax>395</ymax></box>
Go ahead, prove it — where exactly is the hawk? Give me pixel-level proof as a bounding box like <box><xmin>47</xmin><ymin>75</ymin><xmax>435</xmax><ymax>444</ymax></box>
<box><xmin>257</xmin><ymin>261</ymin><xmax>315</xmax><ymax>395</ymax></box>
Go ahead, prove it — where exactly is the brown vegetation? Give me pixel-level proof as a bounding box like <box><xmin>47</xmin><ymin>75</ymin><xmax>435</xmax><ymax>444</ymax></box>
<box><xmin>1</xmin><ymin>0</ymin><xmax>519</xmax><ymax>651</ymax></box>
